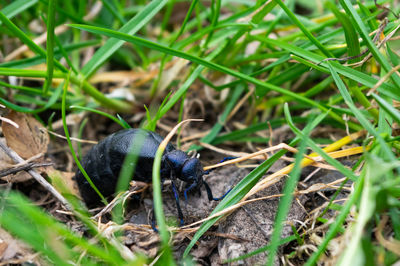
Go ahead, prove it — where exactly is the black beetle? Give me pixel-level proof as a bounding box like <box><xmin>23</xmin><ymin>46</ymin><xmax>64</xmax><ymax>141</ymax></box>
<box><xmin>75</xmin><ymin>128</ymin><xmax>226</xmax><ymax>225</ymax></box>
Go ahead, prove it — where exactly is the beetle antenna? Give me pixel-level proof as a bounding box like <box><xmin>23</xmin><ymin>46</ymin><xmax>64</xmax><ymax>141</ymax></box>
<box><xmin>203</xmin><ymin>180</ymin><xmax>231</xmax><ymax>201</ymax></box>
<box><xmin>203</xmin><ymin>157</ymin><xmax>237</xmax><ymax>174</ymax></box>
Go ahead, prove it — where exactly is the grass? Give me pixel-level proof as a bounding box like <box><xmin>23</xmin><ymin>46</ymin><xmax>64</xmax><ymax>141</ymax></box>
<box><xmin>0</xmin><ymin>0</ymin><xmax>399</xmax><ymax>265</ymax></box>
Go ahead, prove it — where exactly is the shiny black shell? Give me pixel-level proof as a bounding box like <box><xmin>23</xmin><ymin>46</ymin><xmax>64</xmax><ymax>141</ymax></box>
<box><xmin>75</xmin><ymin>128</ymin><xmax>175</xmax><ymax>206</ymax></box>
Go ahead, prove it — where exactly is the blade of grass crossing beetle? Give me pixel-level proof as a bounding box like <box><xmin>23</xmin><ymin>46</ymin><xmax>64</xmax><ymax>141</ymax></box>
<box><xmin>113</xmin><ymin>132</ymin><xmax>144</xmax><ymax>224</ymax></box>
<box><xmin>153</xmin><ymin>141</ymin><xmax>176</xmax><ymax>265</ymax></box>
<box><xmin>183</xmin><ymin>111</ymin><xmax>329</xmax><ymax>257</ymax></box>
<box><xmin>61</xmin><ymin>74</ymin><xmax>107</xmax><ymax>205</ymax></box>
<box><xmin>80</xmin><ymin>0</ymin><xmax>168</xmax><ymax>78</ymax></box>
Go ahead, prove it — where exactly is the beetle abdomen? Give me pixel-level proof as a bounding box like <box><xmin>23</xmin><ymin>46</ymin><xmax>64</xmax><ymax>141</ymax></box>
<box><xmin>75</xmin><ymin>128</ymin><xmax>175</xmax><ymax>206</ymax></box>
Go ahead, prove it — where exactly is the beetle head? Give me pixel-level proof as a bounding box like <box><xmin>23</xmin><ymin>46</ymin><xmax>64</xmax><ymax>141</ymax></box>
<box><xmin>164</xmin><ymin>150</ymin><xmax>227</xmax><ymax>202</ymax></box>
<box><xmin>164</xmin><ymin>150</ymin><xmax>204</xmax><ymax>192</ymax></box>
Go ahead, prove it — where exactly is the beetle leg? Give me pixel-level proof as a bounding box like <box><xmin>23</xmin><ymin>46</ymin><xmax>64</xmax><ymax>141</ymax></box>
<box><xmin>151</xmin><ymin>216</ymin><xmax>158</xmax><ymax>232</ymax></box>
<box><xmin>203</xmin><ymin>180</ymin><xmax>232</xmax><ymax>201</ymax></box>
<box><xmin>151</xmin><ymin>209</ymin><xmax>158</xmax><ymax>232</ymax></box>
<box><xmin>220</xmin><ymin>156</ymin><xmax>237</xmax><ymax>163</ymax></box>
<box><xmin>171</xmin><ymin>180</ymin><xmax>185</xmax><ymax>226</ymax></box>
<box><xmin>183</xmin><ymin>182</ymin><xmax>197</xmax><ymax>202</ymax></box>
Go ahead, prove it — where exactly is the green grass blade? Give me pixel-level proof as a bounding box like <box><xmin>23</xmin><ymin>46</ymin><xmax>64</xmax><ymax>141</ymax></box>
<box><xmin>338</xmin><ymin>0</ymin><xmax>400</xmax><ymax>89</ymax></box>
<box><xmin>337</xmin><ymin>154</ymin><xmax>400</xmax><ymax>264</ymax></box>
<box><xmin>70</xmin><ymin>106</ymin><xmax>130</xmax><ymax>129</ymax></box>
<box><xmin>203</xmin><ymin>0</ymin><xmax>221</xmax><ymax>50</ymax></box>
<box><xmin>153</xmin><ymin>138</ymin><xmax>176</xmax><ymax>265</ymax></box>
<box><xmin>61</xmin><ymin>74</ymin><xmax>107</xmax><ymax>205</ymax></box>
<box><xmin>252</xmin><ymin>35</ymin><xmax>399</xmax><ymax>100</ymax></box>
<box><xmin>0</xmin><ymin>67</ymin><xmax>64</xmax><ymax>78</ymax></box>
<box><xmin>0</xmin><ymin>73</ymin><xmax>75</xmax><ymax>114</ymax></box>
<box><xmin>101</xmin><ymin>0</ymin><xmax>126</xmax><ymax>24</ymax></box>
<box><xmin>43</xmin><ymin>0</ymin><xmax>57</xmax><ymax>94</ymax></box>
<box><xmin>68</xmin><ymin>23</ymin><xmax>361</xmax><ymax>131</ymax></box>
<box><xmin>0</xmin><ymin>11</ymin><xmax>68</xmax><ymax>73</ymax></box>
<box><xmin>0</xmin><ymin>0</ymin><xmax>38</xmax><ymax>22</ymax></box>
<box><xmin>0</xmin><ymin>80</ymin><xmax>41</xmax><ymax>94</ymax></box>
<box><xmin>183</xmin><ymin>111</ymin><xmax>327</xmax><ymax>257</ymax></box>
<box><xmin>0</xmin><ymin>191</ymin><xmax>128</xmax><ymax>264</ymax></box>
<box><xmin>199</xmin><ymin>82</ymin><xmax>245</xmax><ymax>144</ymax></box>
<box><xmin>274</xmin><ymin>0</ymin><xmax>332</xmax><ymax>57</ymax></box>
<box><xmin>154</xmin><ymin>40</ymin><xmax>227</xmax><ymax>126</ymax></box>
<box><xmin>225</xmin><ymin>235</ymin><xmax>297</xmax><ymax>263</ymax></box>
<box><xmin>371</xmin><ymin>93</ymin><xmax>400</xmax><ymax>124</ymax></box>
<box><xmin>266</xmin><ymin>113</ymin><xmax>310</xmax><ymax>266</ymax></box>
<box><xmin>80</xmin><ymin>0</ymin><xmax>168</xmax><ymax>78</ymax></box>
<box><xmin>327</xmin><ymin>62</ymin><xmax>396</xmax><ymax>161</ymax></box>
<box><xmin>150</xmin><ymin>0</ymin><xmax>199</xmax><ymax>96</ymax></box>
<box><xmin>305</xmin><ymin>171</ymin><xmax>365</xmax><ymax>265</ymax></box>
<box><xmin>325</xmin><ymin>1</ymin><xmax>378</xmax><ymax>120</ymax></box>
<box><xmin>0</xmin><ymin>40</ymin><xmax>99</xmax><ymax>69</ymax></box>
<box><xmin>0</xmin><ymin>67</ymin><xmax>132</xmax><ymax>112</ymax></box>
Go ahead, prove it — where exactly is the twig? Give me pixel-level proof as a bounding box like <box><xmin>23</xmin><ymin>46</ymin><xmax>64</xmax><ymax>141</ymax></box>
<box><xmin>318</xmin><ymin>18</ymin><xmax>388</xmax><ymax>65</ymax></box>
<box><xmin>367</xmin><ymin>64</ymin><xmax>400</xmax><ymax>96</ymax></box>
<box><xmin>44</xmin><ymin>127</ymin><xmax>98</xmax><ymax>144</ymax></box>
<box><xmin>0</xmin><ymin>116</ymin><xmax>19</xmax><ymax>128</ymax></box>
<box><xmin>0</xmin><ymin>141</ymin><xmax>72</xmax><ymax>210</ymax></box>
<box><xmin>203</xmin><ymin>143</ymin><xmax>318</xmax><ymax>171</ymax></box>
<box><xmin>374</xmin><ymin>0</ymin><xmax>399</xmax><ymax>19</ymax></box>
<box><xmin>0</xmin><ymin>162</ymin><xmax>53</xmax><ymax>178</ymax></box>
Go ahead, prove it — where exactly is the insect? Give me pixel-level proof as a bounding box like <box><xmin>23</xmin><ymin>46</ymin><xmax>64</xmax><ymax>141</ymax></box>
<box><xmin>75</xmin><ymin>128</ymin><xmax>227</xmax><ymax>225</ymax></box>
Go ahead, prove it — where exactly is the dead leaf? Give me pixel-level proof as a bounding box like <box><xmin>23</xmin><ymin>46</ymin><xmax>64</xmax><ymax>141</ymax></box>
<box><xmin>0</xmin><ymin>239</ymin><xmax>7</xmax><ymax>259</ymax></box>
<box><xmin>2</xmin><ymin>111</ymin><xmax>49</xmax><ymax>159</ymax></box>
